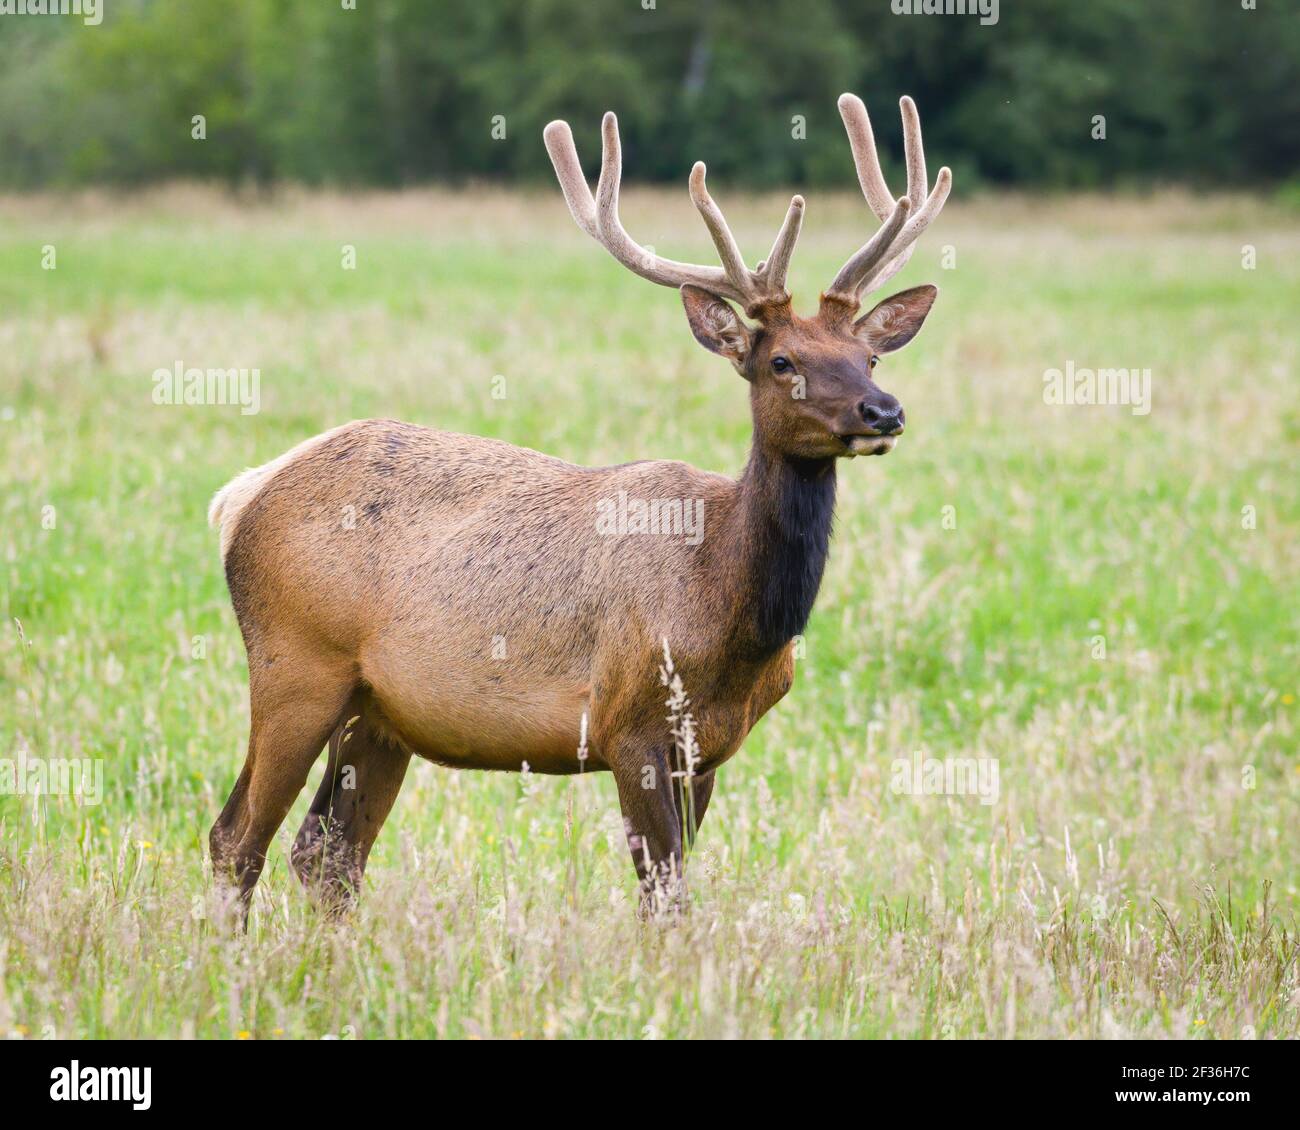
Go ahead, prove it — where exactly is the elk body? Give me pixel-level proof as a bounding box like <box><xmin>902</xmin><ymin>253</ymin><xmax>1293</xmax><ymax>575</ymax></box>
<box><xmin>208</xmin><ymin>94</ymin><xmax>951</xmax><ymax>913</ymax></box>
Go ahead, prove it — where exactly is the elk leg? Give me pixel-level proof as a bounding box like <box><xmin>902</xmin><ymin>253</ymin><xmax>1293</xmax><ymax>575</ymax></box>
<box><xmin>209</xmin><ymin>654</ymin><xmax>355</xmax><ymax>920</ymax></box>
<box><xmin>611</xmin><ymin>743</ymin><xmax>686</xmax><ymax>914</ymax></box>
<box><xmin>291</xmin><ymin>708</ymin><xmax>411</xmax><ymax>909</ymax></box>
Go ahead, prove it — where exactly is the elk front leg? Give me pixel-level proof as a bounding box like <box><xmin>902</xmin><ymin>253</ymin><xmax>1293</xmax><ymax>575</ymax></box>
<box><xmin>611</xmin><ymin>743</ymin><xmax>686</xmax><ymax>914</ymax></box>
<box><xmin>675</xmin><ymin>768</ymin><xmax>715</xmax><ymax>849</ymax></box>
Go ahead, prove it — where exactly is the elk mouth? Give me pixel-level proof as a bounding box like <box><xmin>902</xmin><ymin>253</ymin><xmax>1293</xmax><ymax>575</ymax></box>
<box><xmin>840</xmin><ymin>433</ymin><xmax>899</xmax><ymax>457</ymax></box>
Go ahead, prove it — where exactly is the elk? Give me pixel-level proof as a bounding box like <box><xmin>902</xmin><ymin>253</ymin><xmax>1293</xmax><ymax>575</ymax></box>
<box><xmin>207</xmin><ymin>94</ymin><xmax>951</xmax><ymax>915</ymax></box>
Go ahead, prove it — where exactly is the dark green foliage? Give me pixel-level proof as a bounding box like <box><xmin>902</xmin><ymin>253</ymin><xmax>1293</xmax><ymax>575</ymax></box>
<box><xmin>0</xmin><ymin>0</ymin><xmax>1296</xmax><ymax>188</ymax></box>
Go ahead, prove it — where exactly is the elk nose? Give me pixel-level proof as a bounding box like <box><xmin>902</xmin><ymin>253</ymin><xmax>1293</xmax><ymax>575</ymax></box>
<box><xmin>858</xmin><ymin>398</ymin><xmax>905</xmax><ymax>434</ymax></box>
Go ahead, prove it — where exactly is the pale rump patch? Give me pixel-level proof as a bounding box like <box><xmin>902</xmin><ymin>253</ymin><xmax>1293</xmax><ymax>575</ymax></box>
<box><xmin>208</xmin><ymin>425</ymin><xmax>349</xmax><ymax>563</ymax></box>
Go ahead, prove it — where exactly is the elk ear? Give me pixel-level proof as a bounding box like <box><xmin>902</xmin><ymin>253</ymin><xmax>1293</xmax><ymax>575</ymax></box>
<box><xmin>853</xmin><ymin>284</ymin><xmax>938</xmax><ymax>353</ymax></box>
<box><xmin>680</xmin><ymin>285</ymin><xmax>754</xmax><ymax>367</ymax></box>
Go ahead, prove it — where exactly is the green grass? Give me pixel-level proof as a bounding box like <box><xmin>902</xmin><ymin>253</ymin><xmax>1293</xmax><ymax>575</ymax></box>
<box><xmin>1</xmin><ymin>185</ymin><xmax>1297</xmax><ymax>1039</ymax></box>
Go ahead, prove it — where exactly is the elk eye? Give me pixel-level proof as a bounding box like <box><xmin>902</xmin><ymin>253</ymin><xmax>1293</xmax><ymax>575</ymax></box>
<box><xmin>771</xmin><ymin>356</ymin><xmax>792</xmax><ymax>373</ymax></box>
<box><xmin>868</xmin><ymin>355</ymin><xmax>879</xmax><ymax>369</ymax></box>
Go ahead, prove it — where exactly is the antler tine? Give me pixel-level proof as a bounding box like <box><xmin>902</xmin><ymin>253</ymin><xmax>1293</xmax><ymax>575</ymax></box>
<box><xmin>688</xmin><ymin>162</ymin><xmax>751</xmax><ymax>293</ymax></box>
<box><xmin>857</xmin><ymin>164</ymin><xmax>952</xmax><ymax>295</ymax></box>
<box><xmin>826</xmin><ymin>93</ymin><xmax>952</xmax><ymax>305</ymax></box>
<box><xmin>899</xmin><ymin>95</ymin><xmax>928</xmax><ymax>209</ymax></box>
<box><xmin>759</xmin><ymin>194</ymin><xmax>805</xmax><ymax>294</ymax></box>
<box><xmin>825</xmin><ymin>195</ymin><xmax>910</xmax><ymax>299</ymax></box>
<box><xmin>544</xmin><ymin>112</ymin><xmax>800</xmax><ymax>311</ymax></box>
<box><xmin>542</xmin><ymin>119</ymin><xmax>600</xmax><ymax>239</ymax></box>
<box><xmin>837</xmin><ymin>93</ymin><xmax>894</xmax><ymax>223</ymax></box>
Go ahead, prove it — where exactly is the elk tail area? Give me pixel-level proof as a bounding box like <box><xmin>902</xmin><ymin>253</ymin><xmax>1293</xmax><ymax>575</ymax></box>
<box><xmin>207</xmin><ymin>426</ymin><xmax>345</xmax><ymax>564</ymax></box>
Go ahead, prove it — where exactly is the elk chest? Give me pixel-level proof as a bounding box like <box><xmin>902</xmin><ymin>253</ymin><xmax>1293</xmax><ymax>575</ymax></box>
<box><xmin>689</xmin><ymin>641</ymin><xmax>797</xmax><ymax>771</ymax></box>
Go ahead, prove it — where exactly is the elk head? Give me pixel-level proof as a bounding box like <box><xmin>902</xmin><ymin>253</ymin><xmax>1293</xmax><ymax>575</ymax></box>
<box><xmin>544</xmin><ymin>94</ymin><xmax>951</xmax><ymax>461</ymax></box>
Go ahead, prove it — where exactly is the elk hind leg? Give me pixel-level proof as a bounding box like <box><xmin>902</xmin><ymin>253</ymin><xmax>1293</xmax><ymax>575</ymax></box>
<box><xmin>291</xmin><ymin>706</ymin><xmax>411</xmax><ymax>909</ymax></box>
<box><xmin>210</xmin><ymin>652</ymin><xmax>356</xmax><ymax>918</ymax></box>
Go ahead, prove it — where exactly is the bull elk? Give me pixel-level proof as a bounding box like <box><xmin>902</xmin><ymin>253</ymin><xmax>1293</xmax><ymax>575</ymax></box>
<box><xmin>208</xmin><ymin>94</ymin><xmax>951</xmax><ymax>915</ymax></box>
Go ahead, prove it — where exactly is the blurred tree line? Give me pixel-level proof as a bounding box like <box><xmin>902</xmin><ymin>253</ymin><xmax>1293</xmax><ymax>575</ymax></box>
<box><xmin>0</xmin><ymin>0</ymin><xmax>1296</xmax><ymax>190</ymax></box>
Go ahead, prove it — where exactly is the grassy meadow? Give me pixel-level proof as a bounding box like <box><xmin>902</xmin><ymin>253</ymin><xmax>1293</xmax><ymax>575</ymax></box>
<box><xmin>0</xmin><ymin>185</ymin><xmax>1297</xmax><ymax>1039</ymax></box>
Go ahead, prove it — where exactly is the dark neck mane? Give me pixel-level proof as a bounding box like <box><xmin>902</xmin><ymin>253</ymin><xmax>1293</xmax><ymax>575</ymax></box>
<box><xmin>734</xmin><ymin>444</ymin><xmax>837</xmax><ymax>657</ymax></box>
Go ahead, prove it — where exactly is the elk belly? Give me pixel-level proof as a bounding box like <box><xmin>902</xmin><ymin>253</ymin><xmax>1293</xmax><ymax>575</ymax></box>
<box><xmin>361</xmin><ymin>664</ymin><xmax>596</xmax><ymax>775</ymax></box>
